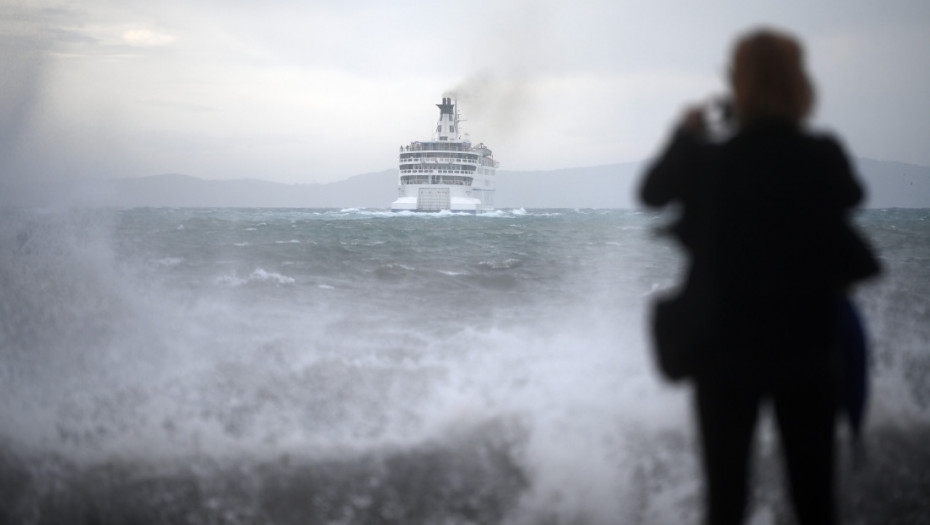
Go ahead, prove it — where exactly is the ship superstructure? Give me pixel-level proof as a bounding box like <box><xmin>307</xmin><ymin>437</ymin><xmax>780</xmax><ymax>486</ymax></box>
<box><xmin>390</xmin><ymin>97</ymin><xmax>497</xmax><ymax>212</ymax></box>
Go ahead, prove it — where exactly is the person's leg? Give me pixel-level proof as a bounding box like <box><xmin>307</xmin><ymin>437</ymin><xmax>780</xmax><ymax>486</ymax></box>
<box><xmin>773</xmin><ymin>375</ymin><xmax>837</xmax><ymax>525</ymax></box>
<box><xmin>696</xmin><ymin>379</ymin><xmax>761</xmax><ymax>525</ymax></box>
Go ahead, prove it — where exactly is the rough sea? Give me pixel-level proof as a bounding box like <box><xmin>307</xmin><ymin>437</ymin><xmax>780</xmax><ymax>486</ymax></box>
<box><xmin>1</xmin><ymin>206</ymin><xmax>928</xmax><ymax>524</ymax></box>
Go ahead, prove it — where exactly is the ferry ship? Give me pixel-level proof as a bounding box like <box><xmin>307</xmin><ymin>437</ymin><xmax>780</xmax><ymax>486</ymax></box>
<box><xmin>390</xmin><ymin>97</ymin><xmax>498</xmax><ymax>212</ymax></box>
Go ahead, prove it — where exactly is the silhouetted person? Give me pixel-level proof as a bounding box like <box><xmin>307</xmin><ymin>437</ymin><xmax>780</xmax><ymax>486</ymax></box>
<box><xmin>640</xmin><ymin>28</ymin><xmax>879</xmax><ymax>525</ymax></box>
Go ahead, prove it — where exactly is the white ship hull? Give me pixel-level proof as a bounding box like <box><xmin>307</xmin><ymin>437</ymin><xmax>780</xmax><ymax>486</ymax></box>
<box><xmin>391</xmin><ymin>98</ymin><xmax>497</xmax><ymax>212</ymax></box>
<box><xmin>390</xmin><ymin>194</ymin><xmax>485</xmax><ymax>213</ymax></box>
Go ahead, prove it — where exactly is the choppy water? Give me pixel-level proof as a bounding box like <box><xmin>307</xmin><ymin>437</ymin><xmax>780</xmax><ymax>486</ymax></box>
<box><xmin>0</xmin><ymin>207</ymin><xmax>928</xmax><ymax>524</ymax></box>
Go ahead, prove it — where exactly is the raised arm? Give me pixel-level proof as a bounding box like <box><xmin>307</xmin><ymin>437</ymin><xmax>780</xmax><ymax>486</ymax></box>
<box><xmin>640</xmin><ymin>108</ymin><xmax>709</xmax><ymax>208</ymax></box>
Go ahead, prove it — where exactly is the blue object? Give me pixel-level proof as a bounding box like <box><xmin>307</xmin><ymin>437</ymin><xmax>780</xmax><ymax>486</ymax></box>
<box><xmin>835</xmin><ymin>298</ymin><xmax>868</xmax><ymax>440</ymax></box>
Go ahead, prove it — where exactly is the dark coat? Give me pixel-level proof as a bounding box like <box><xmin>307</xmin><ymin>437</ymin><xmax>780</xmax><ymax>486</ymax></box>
<box><xmin>641</xmin><ymin>119</ymin><xmax>879</xmax><ymax>380</ymax></box>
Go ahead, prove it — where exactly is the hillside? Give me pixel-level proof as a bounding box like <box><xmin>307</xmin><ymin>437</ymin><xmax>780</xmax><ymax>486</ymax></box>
<box><xmin>2</xmin><ymin>159</ymin><xmax>927</xmax><ymax>209</ymax></box>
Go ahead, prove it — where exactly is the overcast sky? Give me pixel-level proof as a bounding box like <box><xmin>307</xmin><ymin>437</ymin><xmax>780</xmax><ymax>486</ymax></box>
<box><xmin>2</xmin><ymin>0</ymin><xmax>929</xmax><ymax>184</ymax></box>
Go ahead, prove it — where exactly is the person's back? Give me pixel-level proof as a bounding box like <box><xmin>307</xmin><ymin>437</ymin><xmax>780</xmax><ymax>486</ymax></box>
<box><xmin>710</xmin><ymin>120</ymin><xmax>860</xmax><ymax>363</ymax></box>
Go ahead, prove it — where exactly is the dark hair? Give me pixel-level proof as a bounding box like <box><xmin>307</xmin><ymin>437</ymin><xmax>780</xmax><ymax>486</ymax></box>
<box><xmin>730</xmin><ymin>28</ymin><xmax>814</xmax><ymax>124</ymax></box>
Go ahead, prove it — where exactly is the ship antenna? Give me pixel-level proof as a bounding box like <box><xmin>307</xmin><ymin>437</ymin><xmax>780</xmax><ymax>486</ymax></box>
<box><xmin>452</xmin><ymin>98</ymin><xmax>468</xmax><ymax>140</ymax></box>
<box><xmin>453</xmin><ymin>98</ymin><xmax>460</xmax><ymax>140</ymax></box>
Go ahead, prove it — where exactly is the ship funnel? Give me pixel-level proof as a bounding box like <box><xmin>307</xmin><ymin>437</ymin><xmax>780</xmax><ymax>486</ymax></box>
<box><xmin>437</xmin><ymin>97</ymin><xmax>454</xmax><ymax>115</ymax></box>
<box><xmin>435</xmin><ymin>97</ymin><xmax>457</xmax><ymax>140</ymax></box>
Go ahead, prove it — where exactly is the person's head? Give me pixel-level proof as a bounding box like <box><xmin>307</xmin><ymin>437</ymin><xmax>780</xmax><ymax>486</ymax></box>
<box><xmin>729</xmin><ymin>28</ymin><xmax>814</xmax><ymax>125</ymax></box>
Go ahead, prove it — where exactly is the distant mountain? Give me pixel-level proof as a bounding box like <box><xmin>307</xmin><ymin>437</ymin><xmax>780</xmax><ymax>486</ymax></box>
<box><xmin>497</xmin><ymin>163</ymin><xmax>642</xmax><ymax>209</ymax></box>
<box><xmin>0</xmin><ymin>170</ymin><xmax>396</xmax><ymax>209</ymax></box>
<box><xmin>1</xmin><ymin>159</ymin><xmax>927</xmax><ymax>209</ymax></box>
<box><xmin>109</xmin><ymin>170</ymin><xmax>397</xmax><ymax>208</ymax></box>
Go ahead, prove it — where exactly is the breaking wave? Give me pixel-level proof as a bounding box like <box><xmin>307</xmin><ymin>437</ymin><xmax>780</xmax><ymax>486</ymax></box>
<box><xmin>0</xmin><ymin>207</ymin><xmax>927</xmax><ymax>523</ymax></box>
